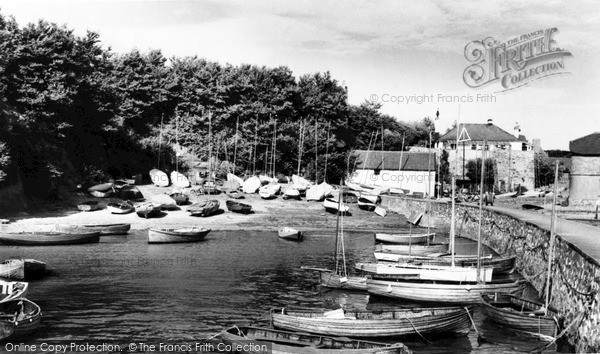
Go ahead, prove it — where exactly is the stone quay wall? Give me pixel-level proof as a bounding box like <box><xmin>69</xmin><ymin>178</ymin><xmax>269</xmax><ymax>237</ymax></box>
<box><xmin>381</xmin><ymin>195</ymin><xmax>600</xmax><ymax>352</ymax></box>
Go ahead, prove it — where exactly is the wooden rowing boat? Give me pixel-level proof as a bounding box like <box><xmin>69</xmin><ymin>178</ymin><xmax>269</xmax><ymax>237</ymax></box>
<box><xmin>226</xmin><ymin>190</ymin><xmax>244</xmax><ymax>199</ymax></box>
<box><xmin>0</xmin><ymin>281</ymin><xmax>28</xmax><ymax>304</ymax></box>
<box><xmin>271</xmin><ymin>306</ymin><xmax>474</xmax><ymax>338</ymax></box>
<box><xmin>374</xmin><ymin>232</ymin><xmax>436</xmax><ymax>245</ymax></box>
<box><xmin>481</xmin><ymin>293</ymin><xmax>559</xmax><ymax>341</ymax></box>
<box><xmin>323</xmin><ymin>198</ymin><xmax>349</xmax><ymax>214</ymax></box>
<box><xmin>187</xmin><ymin>200</ymin><xmax>220</xmax><ymax>217</ymax></box>
<box><xmin>225</xmin><ymin>200</ymin><xmax>252</xmax><ymax>214</ymax></box>
<box><xmin>107</xmin><ymin>200</ymin><xmax>134</xmax><ymax>214</ymax></box>
<box><xmin>0</xmin><ymin>260</ymin><xmax>24</xmax><ymax>280</ymax></box>
<box><xmin>278</xmin><ymin>227</ymin><xmax>302</xmax><ymax>241</ymax></box>
<box><xmin>169</xmin><ymin>192</ymin><xmax>189</xmax><ymax>205</ymax></box>
<box><xmin>0</xmin><ymin>231</ymin><xmax>100</xmax><ymax>246</ymax></box>
<box><xmin>148</xmin><ymin>228</ymin><xmax>210</xmax><ymax>244</ymax></box>
<box><xmin>357</xmin><ymin>197</ymin><xmax>376</xmax><ymax>211</ymax></box>
<box><xmin>366</xmin><ymin>278</ymin><xmax>526</xmax><ymax>303</ymax></box>
<box><xmin>0</xmin><ymin>299</ymin><xmax>41</xmax><ymax>340</ymax></box>
<box><xmin>116</xmin><ymin>185</ymin><xmax>144</xmax><ymax>201</ymax></box>
<box><xmin>56</xmin><ymin>223</ymin><xmax>131</xmax><ymax>236</ymax></box>
<box><xmin>77</xmin><ymin>201</ymin><xmax>101</xmax><ymax>212</ymax></box>
<box><xmin>220</xmin><ymin>326</ymin><xmax>413</xmax><ymax>354</ymax></box>
<box><xmin>20</xmin><ymin>259</ymin><xmax>46</xmax><ymax>279</ymax></box>
<box><xmin>355</xmin><ymin>262</ymin><xmax>493</xmax><ymax>282</ymax></box>
<box><xmin>135</xmin><ymin>202</ymin><xmax>162</xmax><ymax>218</ymax></box>
<box><xmin>259</xmin><ymin>183</ymin><xmax>280</xmax><ymax>199</ymax></box>
<box><xmin>396</xmin><ymin>255</ymin><xmax>516</xmax><ymax>274</ymax></box>
<box><xmin>375</xmin><ymin>243</ymin><xmax>449</xmax><ymax>256</ymax></box>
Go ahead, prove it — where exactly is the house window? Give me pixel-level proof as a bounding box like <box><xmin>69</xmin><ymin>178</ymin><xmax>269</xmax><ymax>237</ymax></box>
<box><xmin>471</xmin><ymin>144</ymin><xmax>477</xmax><ymax>150</ymax></box>
<box><xmin>522</xmin><ymin>142</ymin><xmax>528</xmax><ymax>151</ymax></box>
<box><xmin>450</xmin><ymin>144</ymin><xmax>456</xmax><ymax>150</ymax></box>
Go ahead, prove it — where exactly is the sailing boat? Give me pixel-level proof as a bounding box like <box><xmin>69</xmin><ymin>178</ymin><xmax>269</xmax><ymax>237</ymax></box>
<box><xmin>170</xmin><ymin>114</ymin><xmax>190</xmax><ymax>188</ymax></box>
<box><xmin>188</xmin><ymin>111</ymin><xmax>220</xmax><ymax>217</ymax></box>
<box><xmin>302</xmin><ymin>181</ymin><xmax>366</xmax><ymax>290</ymax></box>
<box><xmin>365</xmin><ymin>110</ymin><xmax>525</xmax><ymax>302</ymax></box>
<box><xmin>481</xmin><ymin>161</ymin><xmax>560</xmax><ymax>340</ymax></box>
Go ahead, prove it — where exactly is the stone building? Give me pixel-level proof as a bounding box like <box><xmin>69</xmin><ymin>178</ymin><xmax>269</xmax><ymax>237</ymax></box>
<box><xmin>569</xmin><ymin>132</ymin><xmax>600</xmax><ymax>206</ymax></box>
<box><xmin>349</xmin><ymin>150</ymin><xmax>436</xmax><ymax>196</ymax></box>
<box><xmin>436</xmin><ymin>119</ymin><xmax>535</xmax><ymax>192</ymax></box>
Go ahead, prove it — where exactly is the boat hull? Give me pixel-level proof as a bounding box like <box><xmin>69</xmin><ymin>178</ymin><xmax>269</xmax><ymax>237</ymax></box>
<box><xmin>374</xmin><ymin>233</ymin><xmax>435</xmax><ymax>245</ymax></box>
<box><xmin>481</xmin><ymin>293</ymin><xmax>558</xmax><ymax>341</ymax></box>
<box><xmin>148</xmin><ymin>228</ymin><xmax>210</xmax><ymax>244</ymax></box>
<box><xmin>226</xmin><ymin>201</ymin><xmax>252</xmax><ymax>214</ymax></box>
<box><xmin>0</xmin><ymin>232</ymin><xmax>100</xmax><ymax>246</ymax></box>
<box><xmin>0</xmin><ymin>299</ymin><xmax>41</xmax><ymax>340</ymax></box>
<box><xmin>366</xmin><ymin>278</ymin><xmax>526</xmax><ymax>303</ymax></box>
<box><xmin>220</xmin><ymin>326</ymin><xmax>412</xmax><ymax>354</ymax></box>
<box><xmin>375</xmin><ymin>243</ymin><xmax>449</xmax><ymax>256</ymax></box>
<box><xmin>187</xmin><ymin>200</ymin><xmax>220</xmax><ymax>217</ymax></box>
<box><xmin>355</xmin><ymin>262</ymin><xmax>493</xmax><ymax>283</ymax></box>
<box><xmin>318</xmin><ymin>272</ymin><xmax>367</xmax><ymax>291</ymax></box>
<box><xmin>272</xmin><ymin>306</ymin><xmax>473</xmax><ymax>338</ymax></box>
<box><xmin>0</xmin><ymin>260</ymin><xmax>24</xmax><ymax>280</ymax></box>
<box><xmin>278</xmin><ymin>228</ymin><xmax>302</xmax><ymax>241</ymax></box>
<box><xmin>0</xmin><ymin>281</ymin><xmax>28</xmax><ymax>304</ymax></box>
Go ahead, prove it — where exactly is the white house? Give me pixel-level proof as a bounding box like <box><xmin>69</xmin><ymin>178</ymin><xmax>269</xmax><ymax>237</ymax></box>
<box><xmin>349</xmin><ymin>150</ymin><xmax>436</xmax><ymax>196</ymax></box>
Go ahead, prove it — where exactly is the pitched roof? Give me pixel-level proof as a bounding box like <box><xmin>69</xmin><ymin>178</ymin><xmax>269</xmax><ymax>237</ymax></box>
<box><xmin>570</xmin><ymin>132</ymin><xmax>600</xmax><ymax>156</ymax></box>
<box><xmin>438</xmin><ymin>123</ymin><xmax>519</xmax><ymax>142</ymax></box>
<box><xmin>354</xmin><ymin>150</ymin><xmax>436</xmax><ymax>171</ymax></box>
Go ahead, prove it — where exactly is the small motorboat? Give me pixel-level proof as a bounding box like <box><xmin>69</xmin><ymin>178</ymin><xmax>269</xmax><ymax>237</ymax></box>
<box><xmin>278</xmin><ymin>227</ymin><xmax>303</xmax><ymax>241</ymax></box>
<box><xmin>107</xmin><ymin>200</ymin><xmax>134</xmax><ymax>214</ymax></box>
<box><xmin>148</xmin><ymin>228</ymin><xmax>211</xmax><ymax>244</ymax></box>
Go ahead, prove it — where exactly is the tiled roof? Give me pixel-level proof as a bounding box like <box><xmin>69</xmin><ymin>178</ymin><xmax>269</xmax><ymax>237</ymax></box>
<box><xmin>354</xmin><ymin>150</ymin><xmax>436</xmax><ymax>171</ymax></box>
<box><xmin>570</xmin><ymin>133</ymin><xmax>600</xmax><ymax>156</ymax></box>
<box><xmin>438</xmin><ymin>123</ymin><xmax>520</xmax><ymax>142</ymax></box>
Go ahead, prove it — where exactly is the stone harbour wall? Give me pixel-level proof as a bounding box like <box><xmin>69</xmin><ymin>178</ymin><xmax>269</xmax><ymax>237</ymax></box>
<box><xmin>381</xmin><ymin>195</ymin><xmax>600</xmax><ymax>352</ymax></box>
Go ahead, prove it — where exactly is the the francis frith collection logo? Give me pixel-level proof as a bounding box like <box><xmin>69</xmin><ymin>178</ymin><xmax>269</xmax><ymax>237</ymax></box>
<box><xmin>463</xmin><ymin>28</ymin><xmax>572</xmax><ymax>91</ymax></box>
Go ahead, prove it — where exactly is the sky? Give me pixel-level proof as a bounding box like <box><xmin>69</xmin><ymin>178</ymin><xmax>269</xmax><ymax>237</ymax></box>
<box><xmin>0</xmin><ymin>0</ymin><xmax>598</xmax><ymax>150</ymax></box>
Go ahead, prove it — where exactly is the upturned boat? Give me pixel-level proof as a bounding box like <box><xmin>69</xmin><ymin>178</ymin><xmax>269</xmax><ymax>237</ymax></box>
<box><xmin>220</xmin><ymin>326</ymin><xmax>413</xmax><ymax>354</ymax></box>
<box><xmin>225</xmin><ymin>200</ymin><xmax>252</xmax><ymax>214</ymax></box>
<box><xmin>0</xmin><ymin>260</ymin><xmax>24</xmax><ymax>280</ymax></box>
<box><xmin>481</xmin><ymin>293</ymin><xmax>559</xmax><ymax>341</ymax></box>
<box><xmin>282</xmin><ymin>188</ymin><xmax>301</xmax><ymax>200</ymax></box>
<box><xmin>278</xmin><ymin>227</ymin><xmax>302</xmax><ymax>241</ymax></box>
<box><xmin>306</xmin><ymin>182</ymin><xmax>333</xmax><ymax>201</ymax></box>
<box><xmin>243</xmin><ymin>176</ymin><xmax>262</xmax><ymax>193</ymax></box>
<box><xmin>0</xmin><ymin>230</ymin><xmax>100</xmax><ymax>246</ymax></box>
<box><xmin>148</xmin><ymin>228</ymin><xmax>210</xmax><ymax>244</ymax></box>
<box><xmin>187</xmin><ymin>200</ymin><xmax>220</xmax><ymax>217</ymax></box>
<box><xmin>149</xmin><ymin>169</ymin><xmax>169</xmax><ymax>187</ymax></box>
<box><xmin>271</xmin><ymin>306</ymin><xmax>474</xmax><ymax>338</ymax></box>
<box><xmin>170</xmin><ymin>171</ymin><xmax>190</xmax><ymax>188</ymax></box>
<box><xmin>323</xmin><ymin>198</ymin><xmax>349</xmax><ymax>214</ymax></box>
<box><xmin>259</xmin><ymin>183</ymin><xmax>280</xmax><ymax>199</ymax></box>
<box><xmin>77</xmin><ymin>201</ymin><xmax>101</xmax><ymax>212</ymax></box>
<box><xmin>357</xmin><ymin>197</ymin><xmax>376</xmax><ymax>211</ymax></box>
<box><xmin>169</xmin><ymin>192</ymin><xmax>189</xmax><ymax>205</ymax></box>
<box><xmin>57</xmin><ymin>223</ymin><xmax>131</xmax><ymax>236</ymax></box>
<box><xmin>0</xmin><ymin>299</ymin><xmax>42</xmax><ymax>340</ymax></box>
<box><xmin>374</xmin><ymin>232</ymin><xmax>435</xmax><ymax>245</ymax></box>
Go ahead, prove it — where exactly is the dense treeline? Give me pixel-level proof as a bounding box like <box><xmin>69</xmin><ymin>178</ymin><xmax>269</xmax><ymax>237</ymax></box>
<box><xmin>0</xmin><ymin>13</ymin><xmax>433</xmax><ymax>198</ymax></box>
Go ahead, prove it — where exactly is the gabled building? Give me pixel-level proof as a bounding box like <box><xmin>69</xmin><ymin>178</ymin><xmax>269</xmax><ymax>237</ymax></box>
<box><xmin>436</xmin><ymin>119</ymin><xmax>535</xmax><ymax>192</ymax></box>
<box><xmin>349</xmin><ymin>150</ymin><xmax>436</xmax><ymax>196</ymax></box>
<box><xmin>569</xmin><ymin>132</ymin><xmax>600</xmax><ymax>206</ymax></box>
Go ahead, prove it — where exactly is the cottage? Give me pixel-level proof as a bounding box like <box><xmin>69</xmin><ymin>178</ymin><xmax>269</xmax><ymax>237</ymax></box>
<box><xmin>569</xmin><ymin>132</ymin><xmax>600</xmax><ymax>206</ymax></box>
<box><xmin>436</xmin><ymin>119</ymin><xmax>535</xmax><ymax>192</ymax></box>
<box><xmin>349</xmin><ymin>150</ymin><xmax>436</xmax><ymax>196</ymax></box>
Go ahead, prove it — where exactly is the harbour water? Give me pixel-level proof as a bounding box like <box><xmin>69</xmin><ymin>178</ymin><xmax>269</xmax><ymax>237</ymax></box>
<box><xmin>0</xmin><ymin>229</ymin><xmax>561</xmax><ymax>353</ymax></box>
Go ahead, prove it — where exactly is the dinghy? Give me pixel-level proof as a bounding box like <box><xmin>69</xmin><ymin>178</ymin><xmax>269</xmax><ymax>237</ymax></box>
<box><xmin>282</xmin><ymin>188</ymin><xmax>301</xmax><ymax>200</ymax></box>
<box><xmin>278</xmin><ymin>227</ymin><xmax>302</xmax><ymax>241</ymax></box>
<box><xmin>225</xmin><ymin>200</ymin><xmax>252</xmax><ymax>214</ymax></box>
<box><xmin>187</xmin><ymin>200</ymin><xmax>220</xmax><ymax>217</ymax></box>
<box><xmin>170</xmin><ymin>171</ymin><xmax>190</xmax><ymax>188</ymax></box>
<box><xmin>0</xmin><ymin>299</ymin><xmax>42</xmax><ymax>341</ymax></box>
<box><xmin>149</xmin><ymin>169</ymin><xmax>169</xmax><ymax>187</ymax></box>
<box><xmin>134</xmin><ymin>202</ymin><xmax>162</xmax><ymax>218</ymax></box>
<box><xmin>148</xmin><ymin>228</ymin><xmax>210</xmax><ymax>244</ymax></box>
<box><xmin>243</xmin><ymin>176</ymin><xmax>261</xmax><ymax>194</ymax></box>
<box><xmin>107</xmin><ymin>200</ymin><xmax>134</xmax><ymax>214</ymax></box>
<box><xmin>323</xmin><ymin>198</ymin><xmax>349</xmax><ymax>213</ymax></box>
<box><xmin>77</xmin><ymin>201</ymin><xmax>101</xmax><ymax>212</ymax></box>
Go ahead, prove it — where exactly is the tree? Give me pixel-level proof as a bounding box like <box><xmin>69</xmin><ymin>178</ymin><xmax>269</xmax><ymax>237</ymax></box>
<box><xmin>465</xmin><ymin>158</ymin><xmax>495</xmax><ymax>190</ymax></box>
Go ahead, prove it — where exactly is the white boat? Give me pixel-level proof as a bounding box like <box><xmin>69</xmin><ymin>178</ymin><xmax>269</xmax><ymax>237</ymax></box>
<box><xmin>355</xmin><ymin>262</ymin><xmax>493</xmax><ymax>282</ymax></box>
<box><xmin>306</xmin><ymin>182</ymin><xmax>333</xmax><ymax>201</ymax></box>
<box><xmin>358</xmin><ymin>197</ymin><xmax>376</xmax><ymax>211</ymax></box>
<box><xmin>374</xmin><ymin>206</ymin><xmax>387</xmax><ymax>217</ymax></box>
<box><xmin>0</xmin><ymin>281</ymin><xmax>28</xmax><ymax>304</ymax></box>
<box><xmin>375</xmin><ymin>232</ymin><xmax>435</xmax><ymax>244</ymax></box>
<box><xmin>242</xmin><ymin>176</ymin><xmax>261</xmax><ymax>193</ymax></box>
<box><xmin>292</xmin><ymin>175</ymin><xmax>312</xmax><ymax>190</ymax></box>
<box><xmin>259</xmin><ymin>183</ymin><xmax>280</xmax><ymax>199</ymax></box>
<box><xmin>226</xmin><ymin>173</ymin><xmax>244</xmax><ymax>186</ymax></box>
<box><xmin>278</xmin><ymin>227</ymin><xmax>302</xmax><ymax>241</ymax></box>
<box><xmin>149</xmin><ymin>169</ymin><xmax>169</xmax><ymax>187</ymax></box>
<box><xmin>149</xmin><ymin>194</ymin><xmax>178</xmax><ymax>210</ymax></box>
<box><xmin>282</xmin><ymin>188</ymin><xmax>301</xmax><ymax>199</ymax></box>
<box><xmin>360</xmin><ymin>193</ymin><xmax>380</xmax><ymax>204</ymax></box>
<box><xmin>323</xmin><ymin>198</ymin><xmax>349</xmax><ymax>213</ymax></box>
<box><xmin>170</xmin><ymin>171</ymin><xmax>190</xmax><ymax>188</ymax></box>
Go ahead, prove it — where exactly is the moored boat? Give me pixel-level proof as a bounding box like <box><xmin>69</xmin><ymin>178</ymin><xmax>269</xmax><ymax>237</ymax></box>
<box><xmin>323</xmin><ymin>198</ymin><xmax>349</xmax><ymax>214</ymax></box>
<box><xmin>355</xmin><ymin>262</ymin><xmax>493</xmax><ymax>282</ymax></box>
<box><xmin>0</xmin><ymin>260</ymin><xmax>24</xmax><ymax>280</ymax></box>
<box><xmin>77</xmin><ymin>201</ymin><xmax>101</xmax><ymax>212</ymax></box>
<box><xmin>148</xmin><ymin>228</ymin><xmax>210</xmax><ymax>244</ymax></box>
<box><xmin>481</xmin><ymin>292</ymin><xmax>559</xmax><ymax>341</ymax></box>
<box><xmin>220</xmin><ymin>326</ymin><xmax>413</xmax><ymax>354</ymax></box>
<box><xmin>397</xmin><ymin>255</ymin><xmax>516</xmax><ymax>274</ymax></box>
<box><xmin>20</xmin><ymin>260</ymin><xmax>46</xmax><ymax>279</ymax></box>
<box><xmin>0</xmin><ymin>281</ymin><xmax>28</xmax><ymax>303</ymax></box>
<box><xmin>375</xmin><ymin>243</ymin><xmax>449</xmax><ymax>257</ymax></box>
<box><xmin>271</xmin><ymin>306</ymin><xmax>474</xmax><ymax>338</ymax></box>
<box><xmin>187</xmin><ymin>200</ymin><xmax>220</xmax><ymax>217</ymax></box>
<box><xmin>0</xmin><ymin>299</ymin><xmax>41</xmax><ymax>340</ymax></box>
<box><xmin>278</xmin><ymin>227</ymin><xmax>302</xmax><ymax>241</ymax></box>
<box><xmin>134</xmin><ymin>202</ymin><xmax>162</xmax><ymax>218</ymax></box>
<box><xmin>374</xmin><ymin>232</ymin><xmax>435</xmax><ymax>245</ymax></box>
<box><xmin>366</xmin><ymin>278</ymin><xmax>526</xmax><ymax>303</ymax></box>
<box><xmin>225</xmin><ymin>200</ymin><xmax>252</xmax><ymax>214</ymax></box>
<box><xmin>0</xmin><ymin>231</ymin><xmax>100</xmax><ymax>246</ymax></box>
<box><xmin>56</xmin><ymin>223</ymin><xmax>131</xmax><ymax>236</ymax></box>
<box><xmin>107</xmin><ymin>200</ymin><xmax>134</xmax><ymax>214</ymax></box>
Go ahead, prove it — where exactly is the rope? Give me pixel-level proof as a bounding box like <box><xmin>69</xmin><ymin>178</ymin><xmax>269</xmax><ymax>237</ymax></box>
<box><xmin>403</xmin><ymin>313</ymin><xmax>430</xmax><ymax>343</ymax></box>
<box><xmin>556</xmin><ymin>260</ymin><xmax>596</xmax><ymax>297</ymax></box>
<box><xmin>464</xmin><ymin>307</ymin><xmax>478</xmax><ymax>334</ymax></box>
<box><xmin>529</xmin><ymin>312</ymin><xmax>585</xmax><ymax>353</ymax></box>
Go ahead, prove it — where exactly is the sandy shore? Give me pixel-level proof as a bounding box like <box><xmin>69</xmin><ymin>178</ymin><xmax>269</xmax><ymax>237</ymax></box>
<box><xmin>5</xmin><ymin>184</ymin><xmax>410</xmax><ymax>232</ymax></box>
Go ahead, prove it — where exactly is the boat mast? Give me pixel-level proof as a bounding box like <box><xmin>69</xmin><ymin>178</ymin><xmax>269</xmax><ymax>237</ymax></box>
<box><xmin>476</xmin><ymin>139</ymin><xmax>487</xmax><ymax>282</ymax></box>
<box><xmin>450</xmin><ymin>105</ymin><xmax>461</xmax><ymax>268</ymax></box>
<box><xmin>233</xmin><ymin>115</ymin><xmax>239</xmax><ymax>174</ymax></box>
<box><xmin>334</xmin><ymin>180</ymin><xmax>347</xmax><ymax>279</ymax></box>
<box><xmin>314</xmin><ymin>119</ymin><xmax>318</xmax><ymax>183</ymax></box>
<box><xmin>426</xmin><ymin>130</ymin><xmax>432</xmax><ymax>238</ymax></box>
<box><xmin>176</xmin><ymin>113</ymin><xmax>179</xmax><ymax>173</ymax></box>
<box><xmin>544</xmin><ymin>161</ymin><xmax>560</xmax><ymax>315</ymax></box>
<box><xmin>398</xmin><ymin>133</ymin><xmax>405</xmax><ymax>189</ymax></box>
<box><xmin>207</xmin><ymin>111</ymin><xmax>212</xmax><ymax>198</ymax></box>
<box><xmin>324</xmin><ymin>120</ymin><xmax>331</xmax><ymax>182</ymax></box>
<box><xmin>272</xmin><ymin>117</ymin><xmax>277</xmax><ymax>178</ymax></box>
<box><xmin>253</xmin><ymin>116</ymin><xmax>258</xmax><ymax>175</ymax></box>
<box><xmin>362</xmin><ymin>130</ymin><xmax>377</xmax><ymax>185</ymax></box>
<box><xmin>158</xmin><ymin>113</ymin><xmax>164</xmax><ymax>170</ymax></box>
<box><xmin>297</xmin><ymin>119</ymin><xmax>305</xmax><ymax>176</ymax></box>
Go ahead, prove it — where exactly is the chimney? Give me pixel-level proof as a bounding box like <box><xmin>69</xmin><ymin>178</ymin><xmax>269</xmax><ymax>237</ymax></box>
<box><xmin>487</xmin><ymin>118</ymin><xmax>493</xmax><ymax>125</ymax></box>
<box><xmin>514</xmin><ymin>122</ymin><xmax>521</xmax><ymax>137</ymax></box>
